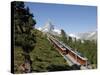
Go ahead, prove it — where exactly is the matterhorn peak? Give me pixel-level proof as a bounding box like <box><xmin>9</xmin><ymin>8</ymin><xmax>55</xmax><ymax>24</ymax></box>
<box><xmin>41</xmin><ymin>21</ymin><xmax>54</xmax><ymax>33</ymax></box>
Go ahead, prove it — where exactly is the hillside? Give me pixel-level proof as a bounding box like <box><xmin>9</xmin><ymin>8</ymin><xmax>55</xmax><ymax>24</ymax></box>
<box><xmin>58</xmin><ymin>30</ymin><xmax>97</xmax><ymax>68</ymax></box>
<box><xmin>14</xmin><ymin>29</ymin><xmax>73</xmax><ymax>73</ymax></box>
<box><xmin>30</xmin><ymin>29</ymin><xmax>71</xmax><ymax>72</ymax></box>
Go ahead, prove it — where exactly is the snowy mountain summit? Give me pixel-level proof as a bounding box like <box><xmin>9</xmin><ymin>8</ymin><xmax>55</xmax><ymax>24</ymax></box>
<box><xmin>38</xmin><ymin>21</ymin><xmax>61</xmax><ymax>36</ymax></box>
<box><xmin>41</xmin><ymin>21</ymin><xmax>54</xmax><ymax>32</ymax></box>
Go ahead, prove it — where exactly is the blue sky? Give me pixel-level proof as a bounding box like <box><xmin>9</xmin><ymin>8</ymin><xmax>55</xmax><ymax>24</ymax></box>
<box><xmin>25</xmin><ymin>2</ymin><xmax>97</xmax><ymax>34</ymax></box>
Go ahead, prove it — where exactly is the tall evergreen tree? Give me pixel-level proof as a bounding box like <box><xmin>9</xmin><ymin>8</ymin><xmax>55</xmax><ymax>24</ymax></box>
<box><xmin>12</xmin><ymin>1</ymin><xmax>36</xmax><ymax>73</ymax></box>
<box><xmin>13</xmin><ymin>1</ymin><xmax>36</xmax><ymax>53</ymax></box>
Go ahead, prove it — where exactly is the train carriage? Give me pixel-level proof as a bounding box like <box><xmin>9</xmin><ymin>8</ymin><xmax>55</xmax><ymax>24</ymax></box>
<box><xmin>48</xmin><ymin>35</ymin><xmax>88</xmax><ymax>66</ymax></box>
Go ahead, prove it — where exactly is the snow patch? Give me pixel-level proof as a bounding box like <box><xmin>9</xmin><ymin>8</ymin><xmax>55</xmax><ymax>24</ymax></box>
<box><xmin>69</xmin><ymin>34</ymin><xmax>80</xmax><ymax>39</ymax></box>
<box><xmin>54</xmin><ymin>29</ymin><xmax>61</xmax><ymax>34</ymax></box>
<box><xmin>37</xmin><ymin>27</ymin><xmax>42</xmax><ymax>31</ymax></box>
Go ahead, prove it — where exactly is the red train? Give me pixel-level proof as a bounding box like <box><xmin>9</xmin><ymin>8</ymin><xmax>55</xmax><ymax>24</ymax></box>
<box><xmin>48</xmin><ymin>36</ymin><xmax>88</xmax><ymax>66</ymax></box>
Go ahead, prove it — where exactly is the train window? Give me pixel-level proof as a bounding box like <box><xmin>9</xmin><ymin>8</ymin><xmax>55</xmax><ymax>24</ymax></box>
<box><xmin>75</xmin><ymin>51</ymin><xmax>84</xmax><ymax>57</ymax></box>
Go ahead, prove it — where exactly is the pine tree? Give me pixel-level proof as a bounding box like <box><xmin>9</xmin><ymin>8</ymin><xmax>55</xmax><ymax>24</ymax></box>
<box><xmin>12</xmin><ymin>1</ymin><xmax>36</xmax><ymax>73</ymax></box>
<box><xmin>61</xmin><ymin>29</ymin><xmax>68</xmax><ymax>43</ymax></box>
<box><xmin>13</xmin><ymin>1</ymin><xmax>36</xmax><ymax>53</ymax></box>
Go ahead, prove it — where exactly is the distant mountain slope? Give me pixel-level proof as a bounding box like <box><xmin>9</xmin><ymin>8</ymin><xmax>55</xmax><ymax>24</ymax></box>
<box><xmin>69</xmin><ymin>34</ymin><xmax>80</xmax><ymax>39</ymax></box>
<box><xmin>76</xmin><ymin>31</ymin><xmax>97</xmax><ymax>40</ymax></box>
<box><xmin>37</xmin><ymin>21</ymin><xmax>97</xmax><ymax>41</ymax></box>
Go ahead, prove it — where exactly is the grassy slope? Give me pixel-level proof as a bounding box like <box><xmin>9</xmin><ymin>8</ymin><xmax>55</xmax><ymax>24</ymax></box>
<box><xmin>14</xmin><ymin>29</ymin><xmax>68</xmax><ymax>73</ymax></box>
<box><xmin>14</xmin><ymin>29</ymin><xmax>97</xmax><ymax>73</ymax></box>
<box><xmin>30</xmin><ymin>29</ymin><xmax>67</xmax><ymax>72</ymax></box>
